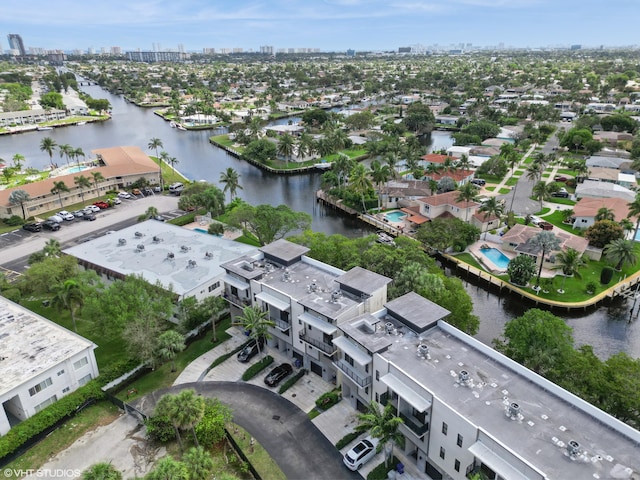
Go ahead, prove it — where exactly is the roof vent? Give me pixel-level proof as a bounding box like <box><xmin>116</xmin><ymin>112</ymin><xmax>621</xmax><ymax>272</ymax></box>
<box><xmin>417</xmin><ymin>344</ymin><xmax>429</xmax><ymax>358</ymax></box>
<box><xmin>458</xmin><ymin>370</ymin><xmax>470</xmax><ymax>384</ymax></box>
<box><xmin>152</xmin><ymin>235</ymin><xmax>161</xmax><ymax>243</ymax></box>
<box><xmin>118</xmin><ymin>238</ymin><xmax>127</xmax><ymax>246</ymax></box>
<box><xmin>204</xmin><ymin>252</ymin><xmax>213</xmax><ymax>259</ymax></box>
<box><xmin>282</xmin><ymin>269</ymin><xmax>291</xmax><ymax>281</ymax></box>
<box><xmin>187</xmin><ymin>259</ymin><xmax>197</xmax><ymax>268</ymax></box>
<box><xmin>567</xmin><ymin>440</ymin><xmax>580</xmax><ymax>457</ymax></box>
<box><xmin>241</xmin><ymin>261</ymin><xmax>254</xmax><ymax>272</ymax></box>
<box><xmin>385</xmin><ymin>322</ymin><xmax>395</xmax><ymax>334</ymax></box>
<box><xmin>330</xmin><ymin>290</ymin><xmax>342</xmax><ymax>303</ymax></box>
<box><xmin>181</xmin><ymin>245</ymin><xmax>190</xmax><ymax>253</ymax></box>
<box><xmin>507</xmin><ymin>402</ymin><xmax>521</xmax><ymax>419</ymax></box>
<box><xmin>167</xmin><ymin>252</ymin><xmax>174</xmax><ymax>260</ymax></box>
<box><xmin>136</xmin><ymin>244</ymin><xmax>145</xmax><ymax>252</ymax></box>
<box><xmin>134</xmin><ymin>231</ymin><xmax>143</xmax><ymax>238</ymax></box>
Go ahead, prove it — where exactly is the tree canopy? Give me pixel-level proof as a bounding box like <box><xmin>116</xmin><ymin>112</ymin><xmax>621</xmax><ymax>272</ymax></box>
<box><xmin>226</xmin><ymin>202</ymin><xmax>311</xmax><ymax>245</ymax></box>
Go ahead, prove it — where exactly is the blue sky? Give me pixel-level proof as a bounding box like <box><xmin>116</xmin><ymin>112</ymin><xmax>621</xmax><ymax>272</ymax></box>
<box><xmin>2</xmin><ymin>0</ymin><xmax>638</xmax><ymax>53</ymax></box>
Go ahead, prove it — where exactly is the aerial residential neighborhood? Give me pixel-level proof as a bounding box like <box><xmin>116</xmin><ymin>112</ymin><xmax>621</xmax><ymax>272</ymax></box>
<box><xmin>1</xmin><ymin>9</ymin><xmax>640</xmax><ymax>479</ymax></box>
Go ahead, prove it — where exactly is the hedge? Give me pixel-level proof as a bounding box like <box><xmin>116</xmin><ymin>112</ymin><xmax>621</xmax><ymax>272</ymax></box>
<box><xmin>241</xmin><ymin>355</ymin><xmax>274</xmax><ymax>381</ymax></box>
<box><xmin>335</xmin><ymin>431</ymin><xmax>360</xmax><ymax>450</ymax></box>
<box><xmin>278</xmin><ymin>369</ymin><xmax>307</xmax><ymax>394</ymax></box>
<box><xmin>168</xmin><ymin>212</ymin><xmax>196</xmax><ymax>226</ymax></box>
<box><xmin>0</xmin><ymin>380</ymin><xmax>105</xmax><ymax>460</ymax></box>
<box><xmin>315</xmin><ymin>389</ymin><xmax>341</xmax><ymax>410</ymax></box>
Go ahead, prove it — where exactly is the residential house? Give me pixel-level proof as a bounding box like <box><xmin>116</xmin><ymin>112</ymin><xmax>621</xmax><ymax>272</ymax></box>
<box><xmin>575</xmin><ymin>180</ymin><xmax>636</xmax><ymax>202</ymax></box>
<box><xmin>572</xmin><ymin>197</ymin><xmax>636</xmax><ymax>231</ymax></box>
<box><xmin>416</xmin><ymin>191</ymin><xmax>480</xmax><ymax>223</ymax></box>
<box><xmin>379</xmin><ymin>180</ymin><xmax>432</xmax><ymax>210</ymax></box>
<box><xmin>0</xmin><ymin>108</ymin><xmax>67</xmax><ymax>128</ymax></box>
<box><xmin>586</xmin><ymin>167</ymin><xmax>636</xmax><ymax>189</ymax></box>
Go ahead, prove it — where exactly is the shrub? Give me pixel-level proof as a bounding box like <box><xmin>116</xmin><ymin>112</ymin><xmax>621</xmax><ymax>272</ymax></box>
<box><xmin>145</xmin><ymin>415</ymin><xmax>175</xmax><ymax>443</ymax></box>
<box><xmin>208</xmin><ymin>222</ymin><xmax>224</xmax><ymax>236</ymax></box>
<box><xmin>586</xmin><ymin>281</ymin><xmax>598</xmax><ymax>294</ymax></box>
<box><xmin>315</xmin><ymin>389</ymin><xmax>341</xmax><ymax>410</ymax></box>
<box><xmin>4</xmin><ymin>215</ymin><xmax>24</xmax><ymax>226</ymax></box>
<box><xmin>278</xmin><ymin>369</ymin><xmax>307</xmax><ymax>394</ymax></box>
<box><xmin>195</xmin><ymin>398</ymin><xmax>233</xmax><ymax>447</ymax></box>
<box><xmin>335</xmin><ymin>431</ymin><xmax>360</xmax><ymax>450</ymax></box>
<box><xmin>241</xmin><ymin>355</ymin><xmax>274</xmax><ymax>381</ymax></box>
<box><xmin>168</xmin><ymin>212</ymin><xmax>196</xmax><ymax>226</ymax></box>
<box><xmin>600</xmin><ymin>266</ymin><xmax>614</xmax><ymax>285</ymax></box>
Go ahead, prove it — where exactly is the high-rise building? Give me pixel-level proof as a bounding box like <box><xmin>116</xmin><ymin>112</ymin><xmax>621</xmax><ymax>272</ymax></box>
<box><xmin>7</xmin><ymin>34</ymin><xmax>26</xmax><ymax>56</ymax></box>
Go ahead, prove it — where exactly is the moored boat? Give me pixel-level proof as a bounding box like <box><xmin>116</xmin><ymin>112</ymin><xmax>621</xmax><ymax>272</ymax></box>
<box><xmin>177</xmin><ymin>124</ymin><xmax>187</xmax><ymax>131</ymax></box>
<box><xmin>37</xmin><ymin>126</ymin><xmax>53</xmax><ymax>131</ymax></box>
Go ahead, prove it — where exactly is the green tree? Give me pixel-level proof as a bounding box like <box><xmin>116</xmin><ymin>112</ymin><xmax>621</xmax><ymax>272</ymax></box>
<box><xmin>276</xmin><ymin>132</ymin><xmax>295</xmax><ymax>164</ymax></box>
<box><xmin>226</xmin><ymin>202</ymin><xmax>311</xmax><ymax>246</ymax></box>
<box><xmin>40</xmin><ymin>136</ymin><xmax>57</xmax><ymax>168</ymax></box>
<box><xmin>58</xmin><ymin>143</ymin><xmax>73</xmax><ymax>167</ymax></box>
<box><xmin>369</xmin><ymin>159</ymin><xmax>391</xmax><ymax>211</ymax></box>
<box><xmin>478</xmin><ymin>197</ymin><xmax>504</xmax><ymax>238</ymax></box>
<box><xmin>145</xmin><ymin>456</ymin><xmax>189</xmax><ymax>480</ymax></box>
<box><xmin>585</xmin><ymin>220</ymin><xmax>624</xmax><ymax>248</ymax></box>
<box><xmin>173</xmin><ymin>389</ymin><xmax>206</xmax><ymax>448</ymax></box>
<box><xmin>532</xmin><ymin>181</ymin><xmax>557</xmax><ymax>211</ymax></box>
<box><xmin>355</xmin><ymin>401</ymin><xmax>404</xmax><ymax>468</ymax></box>
<box><xmin>552</xmin><ymin>247</ymin><xmax>586</xmax><ymax>292</ymax></box>
<box><xmin>507</xmin><ymin>254</ymin><xmax>537</xmax><ymax>286</ymax></box>
<box><xmin>12</xmin><ymin>153</ymin><xmax>25</xmax><ymax>171</ymax></box>
<box><xmin>626</xmin><ymin>193</ymin><xmax>640</xmax><ymax>240</ymax></box>
<box><xmin>349</xmin><ymin>163</ymin><xmax>375</xmax><ymax>212</ymax></box>
<box><xmin>604</xmin><ymin>239</ymin><xmax>637</xmax><ymax>271</ymax></box>
<box><xmin>494</xmin><ymin>309</ymin><xmax>575</xmax><ymax>377</ymax></box>
<box><xmin>82</xmin><ymin>462</ymin><xmax>122</xmax><ymax>480</ymax></box>
<box><xmin>402</xmin><ymin>102</ymin><xmax>435</xmax><ymax>135</ymax></box>
<box><xmin>19</xmin><ymin>255</ymin><xmax>79</xmax><ymax>294</ymax></box>
<box><xmin>194</xmin><ymin>398</ymin><xmax>233</xmax><ymax>448</ymax></box>
<box><xmin>91</xmin><ymin>171</ymin><xmax>105</xmax><ymax>197</ymax></box>
<box><xmin>182</xmin><ymin>446</ymin><xmax>215</xmax><ymax>480</ymax></box>
<box><xmin>595</xmin><ymin>207</ymin><xmax>615</xmax><ymax>222</ymax></box>
<box><xmin>219</xmin><ymin>167</ymin><xmax>243</xmax><ymax>202</ymax></box>
<box><xmin>8</xmin><ymin>189</ymin><xmax>30</xmax><ymax>219</ymax></box>
<box><xmin>530</xmin><ymin>231</ymin><xmax>561</xmax><ymax>290</ymax></box>
<box><xmin>51</xmin><ymin>180</ymin><xmax>70</xmax><ymax>209</ymax></box>
<box><xmin>235</xmin><ymin>305</ymin><xmax>274</xmax><ymax>358</ymax></box>
<box><xmin>74</xmin><ymin>175</ymin><xmax>92</xmax><ymax>206</ymax></box>
<box><xmin>51</xmin><ymin>279</ymin><xmax>85</xmax><ymax>331</ymax></box>
<box><xmin>155</xmin><ymin>330</ymin><xmax>185</xmax><ymax>371</ymax></box>
<box><xmin>72</xmin><ymin>147</ymin><xmax>86</xmax><ymax>167</ymax></box>
<box><xmin>242</xmin><ymin>139</ymin><xmax>277</xmax><ymax>164</ymax></box>
<box><xmin>456</xmin><ymin>182</ymin><xmax>478</xmax><ymax>222</ymax></box>
<box><xmin>148</xmin><ymin>137</ymin><xmax>164</xmax><ymax>189</ymax></box>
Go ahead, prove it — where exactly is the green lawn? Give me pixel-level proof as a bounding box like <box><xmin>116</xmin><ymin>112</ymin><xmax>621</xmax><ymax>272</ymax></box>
<box><xmin>452</xmin><ymin>252</ymin><xmax>486</xmax><ymax>271</ymax></box>
<box><xmin>229</xmin><ymin>424</ymin><xmax>287</xmax><ymax>480</ymax></box>
<box><xmin>497</xmin><ymin>187</ymin><xmax>511</xmax><ymax>194</ymax></box>
<box><xmin>505</xmin><ymin>177</ymin><xmax>519</xmax><ymax>186</ymax></box>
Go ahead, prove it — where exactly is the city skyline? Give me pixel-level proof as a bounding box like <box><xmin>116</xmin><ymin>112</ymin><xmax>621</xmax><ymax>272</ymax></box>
<box><xmin>1</xmin><ymin>0</ymin><xmax>639</xmax><ymax>53</ymax></box>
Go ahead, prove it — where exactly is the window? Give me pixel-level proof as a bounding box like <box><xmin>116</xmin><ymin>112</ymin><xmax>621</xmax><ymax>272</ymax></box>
<box><xmin>454</xmin><ymin>459</ymin><xmax>460</xmax><ymax>472</ymax></box>
<box><xmin>34</xmin><ymin>395</ymin><xmax>57</xmax><ymax>412</ymax></box>
<box><xmin>74</xmin><ymin>357</ymin><xmax>88</xmax><ymax>370</ymax></box>
<box><xmin>345</xmin><ymin>354</ymin><xmax>354</xmax><ymax>367</ymax></box>
<box><xmin>208</xmin><ymin>281</ymin><xmax>220</xmax><ymax>292</ymax></box>
<box><xmin>442</xmin><ymin>422</ymin><xmax>448</xmax><ymax>435</ymax></box>
<box><xmin>57</xmin><ymin>370</ymin><xmax>65</xmax><ymax>376</ymax></box>
<box><xmin>457</xmin><ymin>434</ymin><xmax>463</xmax><ymax>447</ymax></box>
<box><xmin>280</xmin><ymin>310</ymin><xmax>289</xmax><ymax>321</ymax></box>
<box><xmin>230</xmin><ymin>286</ymin><xmax>238</xmax><ymax>296</ymax></box>
<box><xmin>78</xmin><ymin>373</ymin><xmax>92</xmax><ymax>386</ymax></box>
<box><xmin>375</xmin><ymin>370</ymin><xmax>380</xmax><ymax>381</ymax></box>
<box><xmin>29</xmin><ymin>377</ymin><xmax>52</xmax><ymax>396</ymax></box>
<box><xmin>375</xmin><ymin>393</ymin><xmax>379</xmax><ymax>402</ymax></box>
<box><xmin>62</xmin><ymin>387</ymin><xmax>70</xmax><ymax>393</ymax></box>
<box><xmin>439</xmin><ymin>447</ymin><xmax>445</xmax><ymax>459</ymax></box>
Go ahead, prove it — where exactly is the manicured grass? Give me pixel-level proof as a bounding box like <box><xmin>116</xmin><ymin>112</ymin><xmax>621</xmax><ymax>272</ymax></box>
<box><xmin>367</xmin><ymin>455</ymin><xmax>400</xmax><ymax>480</ymax></box>
<box><xmin>514</xmin><ymin>169</ymin><xmax>525</xmax><ymax>175</ymax></box>
<box><xmin>542</xmin><ymin>210</ymin><xmax>582</xmax><ymax>234</ymax></box>
<box><xmin>535</xmin><ymin>207</ymin><xmax>551</xmax><ymax>216</ymax></box>
<box><xmin>5</xmin><ymin>401</ymin><xmax>121</xmax><ymax>471</ymax></box>
<box><xmin>452</xmin><ymin>252</ymin><xmax>486</xmax><ymax>271</ymax></box>
<box><xmin>485</xmin><ymin>186</ymin><xmax>495</xmax><ymax>192</ymax></box>
<box><xmin>228</xmin><ymin>423</ymin><xmax>287</xmax><ymax>480</ymax></box>
<box><xmin>505</xmin><ymin>177</ymin><xmax>519</xmax><ymax>186</ymax></box>
<box><xmin>497</xmin><ymin>187</ymin><xmax>511</xmax><ymax>194</ymax></box>
<box><xmin>557</xmin><ymin>168</ymin><xmax>575</xmax><ymax>176</ymax></box>
<box><xmin>546</xmin><ymin>197</ymin><xmax>576</xmax><ymax>206</ymax></box>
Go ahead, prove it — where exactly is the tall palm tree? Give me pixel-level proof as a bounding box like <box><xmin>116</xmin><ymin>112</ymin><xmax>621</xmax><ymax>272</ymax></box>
<box><xmin>40</xmin><ymin>137</ymin><xmax>57</xmax><ymax>168</ymax></box>
<box><xmin>333</xmin><ymin>153</ymin><xmax>354</xmax><ymax>189</ymax></box>
<box><xmin>73</xmin><ymin>147</ymin><xmax>85</xmax><ymax>167</ymax></box>
<box><xmin>91</xmin><ymin>171</ymin><xmax>105</xmax><ymax>198</ymax></box>
<box><xmin>51</xmin><ymin>180</ymin><xmax>70</xmax><ymax>208</ymax></box>
<box><xmin>73</xmin><ymin>175</ymin><xmax>91</xmax><ymax>206</ymax></box>
<box><xmin>530</xmin><ymin>231</ymin><xmax>561</xmax><ymax>290</ymax></box>
<box><xmin>456</xmin><ymin>182</ymin><xmax>478</xmax><ymax>222</ymax></box>
<box><xmin>349</xmin><ymin>163</ymin><xmax>374</xmax><ymax>212</ymax></box>
<box><xmin>296</xmin><ymin>133</ymin><xmax>316</xmax><ymax>159</ymax></box>
<box><xmin>525</xmin><ymin>162</ymin><xmax>543</xmax><ymax>183</ymax></box>
<box><xmin>58</xmin><ymin>143</ymin><xmax>72</xmax><ymax>166</ymax></box>
<box><xmin>154</xmin><ymin>394</ymin><xmax>184</xmax><ymax>450</ymax></box>
<box><xmin>478</xmin><ymin>197</ymin><xmax>504</xmax><ymax>239</ymax></box>
<box><xmin>155</xmin><ymin>330</ymin><xmax>185</xmax><ymax>372</ymax></box>
<box><xmin>173</xmin><ymin>389</ymin><xmax>205</xmax><ymax>448</ymax></box>
<box><xmin>235</xmin><ymin>305</ymin><xmax>274</xmax><ymax>358</ymax></box>
<box><xmin>12</xmin><ymin>153</ymin><xmax>25</xmax><ymax>171</ymax></box>
<box><xmin>627</xmin><ymin>193</ymin><xmax>640</xmax><ymax>241</ymax></box>
<box><xmin>219</xmin><ymin>167</ymin><xmax>242</xmax><ymax>202</ymax></box>
<box><xmin>43</xmin><ymin>238</ymin><xmax>62</xmax><ymax>257</ymax></box>
<box><xmin>369</xmin><ymin>159</ymin><xmax>391</xmax><ymax>211</ymax></box>
<box><xmin>148</xmin><ymin>137</ymin><xmax>163</xmax><ymax>161</ymax></box>
<box><xmin>168</xmin><ymin>155</ymin><xmax>179</xmax><ymax>173</ymax></box>
<box><xmin>604</xmin><ymin>239</ymin><xmax>638</xmax><ymax>271</ymax></box>
<box><xmin>276</xmin><ymin>133</ymin><xmax>295</xmax><ymax>164</ymax></box>
<box><xmin>51</xmin><ymin>279</ymin><xmax>84</xmax><ymax>331</ymax></box>
<box><xmin>619</xmin><ymin>218</ymin><xmax>635</xmax><ymax>239</ymax></box>
<box><xmin>552</xmin><ymin>247</ymin><xmax>586</xmax><ymax>292</ymax></box>
<box><xmin>355</xmin><ymin>401</ymin><xmax>404</xmax><ymax>469</ymax></box>
<box><xmin>532</xmin><ymin>181</ymin><xmax>554</xmax><ymax>211</ymax></box>
<box><xmin>8</xmin><ymin>189</ymin><xmax>30</xmax><ymax>219</ymax></box>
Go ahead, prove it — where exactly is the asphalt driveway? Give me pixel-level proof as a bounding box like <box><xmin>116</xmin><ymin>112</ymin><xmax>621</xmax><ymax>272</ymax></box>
<box><xmin>132</xmin><ymin>382</ymin><xmax>359</xmax><ymax>480</ymax></box>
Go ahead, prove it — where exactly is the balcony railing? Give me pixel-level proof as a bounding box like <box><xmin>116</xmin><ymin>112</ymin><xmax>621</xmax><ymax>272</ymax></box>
<box><xmin>273</xmin><ymin>318</ymin><xmax>291</xmax><ymax>332</ymax></box>
<box><xmin>399</xmin><ymin>412</ymin><xmax>429</xmax><ymax>437</ymax></box>
<box><xmin>299</xmin><ymin>332</ymin><xmax>336</xmax><ymax>355</ymax></box>
<box><xmin>224</xmin><ymin>293</ymin><xmax>252</xmax><ymax>308</ymax></box>
<box><xmin>333</xmin><ymin>360</ymin><xmax>371</xmax><ymax>388</ymax></box>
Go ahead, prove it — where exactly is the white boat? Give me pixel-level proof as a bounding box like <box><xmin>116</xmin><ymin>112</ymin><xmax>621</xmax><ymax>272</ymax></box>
<box><xmin>77</xmin><ymin>121</ymin><xmax>86</xmax><ymax>125</ymax></box>
<box><xmin>37</xmin><ymin>126</ymin><xmax>53</xmax><ymax>131</ymax></box>
<box><xmin>376</xmin><ymin>231</ymin><xmax>396</xmax><ymax>246</ymax></box>
<box><xmin>177</xmin><ymin>124</ymin><xmax>187</xmax><ymax>131</ymax></box>
<box><xmin>315</xmin><ymin>161</ymin><xmax>333</xmax><ymax>170</ymax></box>
<box><xmin>169</xmin><ymin>121</ymin><xmax>177</xmax><ymax>128</ymax></box>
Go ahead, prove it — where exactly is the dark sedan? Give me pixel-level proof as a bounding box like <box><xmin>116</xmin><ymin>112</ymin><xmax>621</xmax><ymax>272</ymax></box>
<box><xmin>264</xmin><ymin>363</ymin><xmax>293</xmax><ymax>387</ymax></box>
<box><xmin>22</xmin><ymin>222</ymin><xmax>42</xmax><ymax>232</ymax></box>
<box><xmin>236</xmin><ymin>338</ymin><xmax>264</xmax><ymax>363</ymax></box>
<box><xmin>41</xmin><ymin>220</ymin><xmax>60</xmax><ymax>231</ymax></box>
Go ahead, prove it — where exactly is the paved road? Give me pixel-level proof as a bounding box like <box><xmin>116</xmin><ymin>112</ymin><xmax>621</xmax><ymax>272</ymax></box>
<box><xmin>132</xmin><ymin>382</ymin><xmax>359</xmax><ymax>480</ymax></box>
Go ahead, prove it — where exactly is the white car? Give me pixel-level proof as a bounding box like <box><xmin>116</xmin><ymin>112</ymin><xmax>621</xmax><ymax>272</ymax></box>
<box><xmin>47</xmin><ymin>215</ymin><xmax>64</xmax><ymax>223</ymax></box>
<box><xmin>113</xmin><ymin>197</ymin><xmax>122</xmax><ymax>205</ymax></box>
<box><xmin>117</xmin><ymin>191</ymin><xmax>131</xmax><ymax>199</ymax></box>
<box><xmin>84</xmin><ymin>205</ymin><xmax>101</xmax><ymax>213</ymax></box>
<box><xmin>58</xmin><ymin>210</ymin><xmax>75</xmax><ymax>221</ymax></box>
<box><xmin>343</xmin><ymin>436</ymin><xmax>379</xmax><ymax>471</ymax></box>
<box><xmin>529</xmin><ymin>215</ymin><xmax>542</xmax><ymax>226</ymax></box>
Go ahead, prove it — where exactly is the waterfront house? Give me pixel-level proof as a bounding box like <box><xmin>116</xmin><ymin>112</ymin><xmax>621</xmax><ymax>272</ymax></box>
<box><xmin>416</xmin><ymin>191</ymin><xmax>480</xmax><ymax>223</ymax></box>
<box><xmin>572</xmin><ymin>197</ymin><xmax>637</xmax><ymax>231</ymax></box>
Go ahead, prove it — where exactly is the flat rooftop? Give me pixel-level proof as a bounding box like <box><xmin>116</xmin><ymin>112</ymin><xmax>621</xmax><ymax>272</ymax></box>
<box><xmin>63</xmin><ymin>221</ymin><xmax>258</xmax><ymax>296</ymax></box>
<box><xmin>379</xmin><ymin>323</ymin><xmax>640</xmax><ymax>479</ymax></box>
<box><xmin>0</xmin><ymin>298</ymin><xmax>95</xmax><ymax>396</ymax></box>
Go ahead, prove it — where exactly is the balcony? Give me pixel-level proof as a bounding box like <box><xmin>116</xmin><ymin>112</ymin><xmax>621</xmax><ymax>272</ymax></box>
<box><xmin>273</xmin><ymin>318</ymin><xmax>291</xmax><ymax>332</ymax></box>
<box><xmin>224</xmin><ymin>293</ymin><xmax>251</xmax><ymax>309</ymax></box>
<box><xmin>399</xmin><ymin>412</ymin><xmax>429</xmax><ymax>438</ymax></box>
<box><xmin>333</xmin><ymin>360</ymin><xmax>371</xmax><ymax>388</ymax></box>
<box><xmin>299</xmin><ymin>331</ymin><xmax>337</xmax><ymax>356</ymax></box>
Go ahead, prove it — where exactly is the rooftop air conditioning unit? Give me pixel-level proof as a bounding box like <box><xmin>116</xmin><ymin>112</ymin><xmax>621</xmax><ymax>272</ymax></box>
<box><xmin>167</xmin><ymin>252</ymin><xmax>175</xmax><ymax>259</ymax></box>
<box><xmin>507</xmin><ymin>402</ymin><xmax>521</xmax><ymax>419</ymax></box>
<box><xmin>567</xmin><ymin>440</ymin><xmax>580</xmax><ymax>457</ymax></box>
<box><xmin>181</xmin><ymin>245</ymin><xmax>190</xmax><ymax>252</ymax></box>
<box><xmin>134</xmin><ymin>232</ymin><xmax>143</xmax><ymax>238</ymax></box>
<box><xmin>417</xmin><ymin>344</ymin><xmax>429</xmax><ymax>358</ymax></box>
<box><xmin>385</xmin><ymin>322</ymin><xmax>395</xmax><ymax>334</ymax></box>
<box><xmin>136</xmin><ymin>244</ymin><xmax>145</xmax><ymax>251</ymax></box>
<box><xmin>204</xmin><ymin>252</ymin><xmax>213</xmax><ymax>259</ymax></box>
<box><xmin>187</xmin><ymin>259</ymin><xmax>197</xmax><ymax>268</ymax></box>
<box><xmin>118</xmin><ymin>238</ymin><xmax>127</xmax><ymax>246</ymax></box>
<box><xmin>152</xmin><ymin>236</ymin><xmax>161</xmax><ymax>242</ymax></box>
<box><xmin>458</xmin><ymin>370</ymin><xmax>470</xmax><ymax>384</ymax></box>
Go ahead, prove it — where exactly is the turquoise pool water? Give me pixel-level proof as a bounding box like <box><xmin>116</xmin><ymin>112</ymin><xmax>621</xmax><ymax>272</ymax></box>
<box><xmin>64</xmin><ymin>166</ymin><xmax>89</xmax><ymax>174</ymax></box>
<box><xmin>480</xmin><ymin>247</ymin><xmax>511</xmax><ymax>269</ymax></box>
<box><xmin>195</xmin><ymin>228</ymin><xmax>208</xmax><ymax>233</ymax></box>
<box><xmin>385</xmin><ymin>211</ymin><xmax>407</xmax><ymax>222</ymax></box>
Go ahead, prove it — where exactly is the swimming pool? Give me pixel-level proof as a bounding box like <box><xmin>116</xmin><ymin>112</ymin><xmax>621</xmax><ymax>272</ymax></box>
<box><xmin>480</xmin><ymin>247</ymin><xmax>511</xmax><ymax>269</ymax></box>
<box><xmin>194</xmin><ymin>228</ymin><xmax>208</xmax><ymax>234</ymax></box>
<box><xmin>384</xmin><ymin>211</ymin><xmax>407</xmax><ymax>222</ymax></box>
<box><xmin>63</xmin><ymin>165</ymin><xmax>90</xmax><ymax>174</ymax></box>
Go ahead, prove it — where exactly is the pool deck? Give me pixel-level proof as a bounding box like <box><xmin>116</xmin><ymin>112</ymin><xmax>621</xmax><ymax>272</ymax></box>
<box><xmin>183</xmin><ymin>221</ymin><xmax>243</xmax><ymax>241</ymax></box>
<box><xmin>468</xmin><ymin>240</ymin><xmax>555</xmax><ymax>278</ymax></box>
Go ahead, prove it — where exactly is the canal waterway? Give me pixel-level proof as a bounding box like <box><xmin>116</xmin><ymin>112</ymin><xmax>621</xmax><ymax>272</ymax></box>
<box><xmin>0</xmin><ymin>85</ymin><xmax>638</xmax><ymax>360</ymax></box>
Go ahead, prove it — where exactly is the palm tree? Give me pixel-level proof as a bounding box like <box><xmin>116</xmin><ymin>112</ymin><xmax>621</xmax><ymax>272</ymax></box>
<box><xmin>219</xmin><ymin>167</ymin><xmax>242</xmax><ymax>202</ymax></box>
<box><xmin>40</xmin><ymin>137</ymin><xmax>57</xmax><ymax>168</ymax></box>
<box><xmin>91</xmin><ymin>171</ymin><xmax>105</xmax><ymax>198</ymax></box>
<box><xmin>552</xmin><ymin>247</ymin><xmax>586</xmax><ymax>293</ymax></box>
<box><xmin>148</xmin><ymin>137</ymin><xmax>163</xmax><ymax>161</ymax></box>
<box><xmin>51</xmin><ymin>279</ymin><xmax>84</xmax><ymax>331</ymax></box>
<box><xmin>73</xmin><ymin>147</ymin><xmax>85</xmax><ymax>167</ymax></box>
<box><xmin>235</xmin><ymin>305</ymin><xmax>274</xmax><ymax>358</ymax></box>
<box><xmin>333</xmin><ymin>153</ymin><xmax>354</xmax><ymax>189</ymax></box>
<box><xmin>155</xmin><ymin>330</ymin><xmax>185</xmax><ymax>372</ymax></box>
<box><xmin>369</xmin><ymin>159</ymin><xmax>391</xmax><ymax>211</ymax></box>
<box><xmin>627</xmin><ymin>193</ymin><xmax>640</xmax><ymax>241</ymax></box>
<box><xmin>51</xmin><ymin>180</ymin><xmax>70</xmax><ymax>208</ymax></box>
<box><xmin>58</xmin><ymin>143</ymin><xmax>72</xmax><ymax>166</ymax></box>
<box><xmin>182</xmin><ymin>447</ymin><xmax>214</xmax><ymax>480</ymax></box>
<box><xmin>154</xmin><ymin>394</ymin><xmax>184</xmax><ymax>450</ymax></box>
<box><xmin>173</xmin><ymin>389</ymin><xmax>206</xmax><ymax>448</ymax></box>
<box><xmin>456</xmin><ymin>182</ymin><xmax>478</xmax><ymax>222</ymax></box>
<box><xmin>604</xmin><ymin>239</ymin><xmax>638</xmax><ymax>271</ymax></box>
<box><xmin>277</xmin><ymin>133</ymin><xmax>295</xmax><ymax>164</ymax></box>
<box><xmin>595</xmin><ymin>207</ymin><xmax>615</xmax><ymax>222</ymax></box>
<box><xmin>532</xmin><ymin>181</ymin><xmax>554</xmax><ymax>211</ymax></box>
<box><xmin>168</xmin><ymin>156</ymin><xmax>178</xmax><ymax>173</ymax></box>
<box><xmin>12</xmin><ymin>153</ymin><xmax>25</xmax><ymax>171</ymax></box>
<box><xmin>43</xmin><ymin>238</ymin><xmax>62</xmax><ymax>257</ymax></box>
<box><xmin>530</xmin><ymin>231</ymin><xmax>561</xmax><ymax>291</ymax></box>
<box><xmin>619</xmin><ymin>218</ymin><xmax>635</xmax><ymax>239</ymax></box>
<box><xmin>349</xmin><ymin>163</ymin><xmax>374</xmax><ymax>212</ymax></box>
<box><xmin>8</xmin><ymin>189</ymin><xmax>30</xmax><ymax>219</ymax></box>
<box><xmin>297</xmin><ymin>133</ymin><xmax>316</xmax><ymax>159</ymax></box>
<box><xmin>355</xmin><ymin>401</ymin><xmax>404</xmax><ymax>469</ymax></box>
<box><xmin>81</xmin><ymin>462</ymin><xmax>123</xmax><ymax>480</ymax></box>
<box><xmin>74</xmin><ymin>175</ymin><xmax>92</xmax><ymax>206</ymax></box>
<box><xmin>525</xmin><ymin>162</ymin><xmax>543</xmax><ymax>183</ymax></box>
<box><xmin>478</xmin><ymin>197</ymin><xmax>504</xmax><ymax>239</ymax></box>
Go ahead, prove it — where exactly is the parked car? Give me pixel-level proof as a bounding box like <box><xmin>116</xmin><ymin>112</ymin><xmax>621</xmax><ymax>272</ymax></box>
<box><xmin>117</xmin><ymin>191</ymin><xmax>131</xmax><ymax>199</ymax></box>
<box><xmin>131</xmin><ymin>188</ymin><xmax>142</xmax><ymax>196</ymax></box>
<box><xmin>529</xmin><ymin>215</ymin><xmax>542</xmax><ymax>226</ymax></box>
<box><xmin>236</xmin><ymin>338</ymin><xmax>265</xmax><ymax>363</ymax></box>
<box><xmin>471</xmin><ymin>179</ymin><xmax>486</xmax><ymax>186</ymax></box>
<box><xmin>93</xmin><ymin>201</ymin><xmax>110</xmax><ymax>209</ymax></box>
<box><xmin>539</xmin><ymin>221</ymin><xmax>554</xmax><ymax>230</ymax></box>
<box><xmin>154</xmin><ymin>185</ymin><xmax>162</xmax><ymax>193</ymax></box>
<box><xmin>42</xmin><ymin>220</ymin><xmax>60</xmax><ymax>231</ymax></box>
<box><xmin>264</xmin><ymin>363</ymin><xmax>293</xmax><ymax>387</ymax></box>
<box><xmin>84</xmin><ymin>213</ymin><xmax>97</xmax><ymax>221</ymax></box>
<box><xmin>552</xmin><ymin>191</ymin><xmax>569</xmax><ymax>198</ymax></box>
<box><xmin>47</xmin><ymin>215</ymin><xmax>64</xmax><ymax>223</ymax></box>
<box><xmin>22</xmin><ymin>222</ymin><xmax>42</xmax><ymax>232</ymax></box>
<box><xmin>112</xmin><ymin>197</ymin><xmax>122</xmax><ymax>205</ymax></box>
<box><xmin>153</xmin><ymin>215</ymin><xmax>166</xmax><ymax>222</ymax></box>
<box><xmin>554</xmin><ymin>176</ymin><xmax>568</xmax><ymax>182</ymax></box>
<box><xmin>72</xmin><ymin>210</ymin><xmax>85</xmax><ymax>218</ymax></box>
<box><xmin>85</xmin><ymin>205</ymin><xmax>101</xmax><ymax>213</ymax></box>
<box><xmin>143</xmin><ymin>187</ymin><xmax>154</xmax><ymax>195</ymax></box>
<box><xmin>343</xmin><ymin>436</ymin><xmax>380</xmax><ymax>471</ymax></box>
<box><xmin>58</xmin><ymin>210</ymin><xmax>74</xmax><ymax>221</ymax></box>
